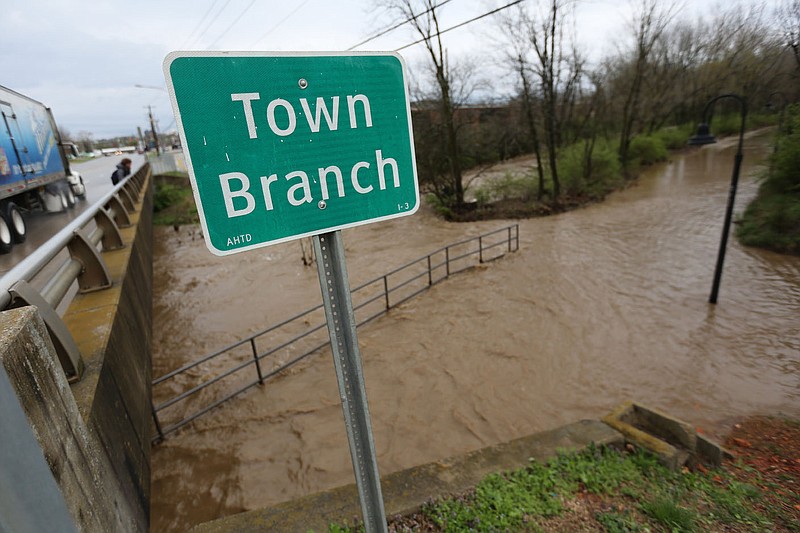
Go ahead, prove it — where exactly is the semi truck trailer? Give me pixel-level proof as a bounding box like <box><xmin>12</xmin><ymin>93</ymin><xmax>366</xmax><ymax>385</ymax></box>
<box><xmin>0</xmin><ymin>84</ymin><xmax>86</xmax><ymax>254</ymax></box>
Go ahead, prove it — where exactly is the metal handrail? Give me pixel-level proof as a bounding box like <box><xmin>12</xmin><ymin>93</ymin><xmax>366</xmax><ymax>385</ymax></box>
<box><xmin>0</xmin><ymin>166</ymin><xmax>148</xmax><ymax>309</ymax></box>
<box><xmin>0</xmin><ymin>163</ymin><xmax>150</xmax><ymax>381</ymax></box>
<box><xmin>151</xmin><ymin>223</ymin><xmax>519</xmax><ymax>441</ymax></box>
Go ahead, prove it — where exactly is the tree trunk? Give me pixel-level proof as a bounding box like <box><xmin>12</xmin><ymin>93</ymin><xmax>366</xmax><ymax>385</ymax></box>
<box><xmin>437</xmin><ymin>66</ymin><xmax>464</xmax><ymax>206</ymax></box>
<box><xmin>518</xmin><ymin>56</ymin><xmax>547</xmax><ymax>199</ymax></box>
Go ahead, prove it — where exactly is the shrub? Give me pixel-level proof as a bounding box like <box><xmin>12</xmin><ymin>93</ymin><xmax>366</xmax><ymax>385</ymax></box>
<box><xmin>629</xmin><ymin>135</ymin><xmax>669</xmax><ymax>166</ymax></box>
<box><xmin>153</xmin><ymin>177</ymin><xmax>198</xmax><ymax>225</ymax></box>
<box><xmin>736</xmin><ymin>103</ymin><xmax>800</xmax><ymax>254</ymax></box>
<box><xmin>653</xmin><ymin>124</ymin><xmax>693</xmax><ymax>150</ymax></box>
<box><xmin>154</xmin><ymin>182</ymin><xmax>186</xmax><ymax>212</ymax></box>
<box><xmin>558</xmin><ymin>138</ymin><xmax>622</xmax><ymax>199</ymax></box>
<box><xmin>471</xmin><ymin>172</ymin><xmax>537</xmax><ymax>205</ymax></box>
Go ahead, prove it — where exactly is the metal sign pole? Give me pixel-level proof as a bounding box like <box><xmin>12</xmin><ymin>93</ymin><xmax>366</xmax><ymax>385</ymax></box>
<box><xmin>313</xmin><ymin>230</ymin><xmax>388</xmax><ymax>532</ymax></box>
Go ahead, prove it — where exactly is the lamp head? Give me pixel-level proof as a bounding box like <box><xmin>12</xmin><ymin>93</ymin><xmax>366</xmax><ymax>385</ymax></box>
<box><xmin>688</xmin><ymin>123</ymin><xmax>717</xmax><ymax>146</ymax></box>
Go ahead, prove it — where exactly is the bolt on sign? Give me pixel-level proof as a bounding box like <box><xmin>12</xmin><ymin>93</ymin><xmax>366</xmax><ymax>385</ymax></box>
<box><xmin>164</xmin><ymin>51</ymin><xmax>419</xmax><ymax>256</ymax></box>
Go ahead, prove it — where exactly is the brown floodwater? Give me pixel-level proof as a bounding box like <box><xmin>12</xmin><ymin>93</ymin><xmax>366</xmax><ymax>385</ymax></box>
<box><xmin>149</xmin><ymin>131</ymin><xmax>799</xmax><ymax>532</ymax></box>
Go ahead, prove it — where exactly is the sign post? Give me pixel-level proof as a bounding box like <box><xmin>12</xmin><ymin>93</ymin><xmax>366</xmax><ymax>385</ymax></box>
<box><xmin>165</xmin><ymin>52</ymin><xmax>418</xmax><ymax>532</ymax></box>
<box><xmin>314</xmin><ymin>231</ymin><xmax>386</xmax><ymax>530</ymax></box>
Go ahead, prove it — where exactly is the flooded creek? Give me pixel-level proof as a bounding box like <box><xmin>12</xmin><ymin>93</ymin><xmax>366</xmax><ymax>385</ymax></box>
<box><xmin>150</xmin><ymin>131</ymin><xmax>799</xmax><ymax>532</ymax></box>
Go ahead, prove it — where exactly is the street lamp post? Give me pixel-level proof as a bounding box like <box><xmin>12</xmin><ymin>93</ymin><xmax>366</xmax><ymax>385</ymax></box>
<box><xmin>687</xmin><ymin>94</ymin><xmax>748</xmax><ymax>305</ymax></box>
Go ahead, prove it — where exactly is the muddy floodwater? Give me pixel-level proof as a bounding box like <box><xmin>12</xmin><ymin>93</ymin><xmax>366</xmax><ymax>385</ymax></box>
<box><xmin>150</xmin><ymin>131</ymin><xmax>799</xmax><ymax>532</ymax></box>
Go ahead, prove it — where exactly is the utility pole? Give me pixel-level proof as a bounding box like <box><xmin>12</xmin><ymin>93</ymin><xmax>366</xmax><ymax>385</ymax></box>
<box><xmin>147</xmin><ymin>105</ymin><xmax>161</xmax><ymax>155</ymax></box>
<box><xmin>136</xmin><ymin>126</ymin><xmax>145</xmax><ymax>153</ymax></box>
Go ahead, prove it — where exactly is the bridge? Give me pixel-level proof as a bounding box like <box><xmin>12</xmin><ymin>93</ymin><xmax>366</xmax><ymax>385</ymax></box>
<box><xmin>0</xmin><ymin>161</ymin><xmax>519</xmax><ymax>532</ymax></box>
<box><xmin>0</xmin><ymin>163</ymin><xmax>152</xmax><ymax>532</ymax></box>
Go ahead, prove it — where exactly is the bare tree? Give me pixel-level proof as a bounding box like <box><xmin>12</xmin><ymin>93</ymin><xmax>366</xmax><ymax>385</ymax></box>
<box><xmin>780</xmin><ymin>0</ymin><xmax>800</xmax><ymax>69</ymax></box>
<box><xmin>496</xmin><ymin>8</ymin><xmax>547</xmax><ymax>199</ymax></box>
<box><xmin>618</xmin><ymin>0</ymin><xmax>677</xmax><ymax>173</ymax></box>
<box><xmin>76</xmin><ymin>131</ymin><xmax>94</xmax><ymax>153</ymax></box>
<box><xmin>525</xmin><ymin>0</ymin><xmax>576</xmax><ymax>198</ymax></box>
<box><xmin>380</xmin><ymin>0</ymin><xmax>465</xmax><ymax>207</ymax></box>
<box><xmin>499</xmin><ymin>1</ymin><xmax>583</xmax><ymax>200</ymax></box>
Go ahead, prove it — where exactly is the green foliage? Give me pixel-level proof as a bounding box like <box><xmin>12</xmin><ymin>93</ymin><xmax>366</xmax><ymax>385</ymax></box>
<box><xmin>652</xmin><ymin>124</ymin><xmax>694</xmax><ymax>150</ymax></box>
<box><xmin>153</xmin><ymin>182</ymin><xmax>186</xmax><ymax>212</ymax></box>
<box><xmin>558</xmin><ymin>138</ymin><xmax>623</xmax><ymax>199</ymax></box>
<box><xmin>596</xmin><ymin>510</ymin><xmax>645</xmax><ymax>532</ymax></box>
<box><xmin>628</xmin><ymin>135</ymin><xmax>669</xmax><ymax>166</ymax></box>
<box><xmin>709</xmin><ymin>112</ymin><xmax>775</xmax><ymax>138</ymax></box>
<box><xmin>472</xmin><ymin>172</ymin><xmax>537</xmax><ymax>206</ymax></box>
<box><xmin>737</xmin><ymin>103</ymin><xmax>800</xmax><ymax>254</ymax></box>
<box><xmin>641</xmin><ymin>496</ymin><xmax>698</xmax><ymax>531</ymax></box>
<box><xmin>748</xmin><ymin>112</ymin><xmax>778</xmax><ymax>130</ymax></box>
<box><xmin>423</xmin><ymin>465</ymin><xmax>563</xmax><ymax>532</ymax></box>
<box><xmin>550</xmin><ymin>443</ymin><xmax>652</xmax><ymax>494</ymax></box>
<box><xmin>423</xmin><ymin>446</ymin><xmax>659</xmax><ymax>532</ymax></box>
<box><xmin>328</xmin><ymin>442</ymin><xmax>776</xmax><ymax>532</ymax></box>
<box><xmin>153</xmin><ymin>176</ymin><xmax>198</xmax><ymax>226</ymax></box>
<box><xmin>425</xmin><ymin>193</ymin><xmax>454</xmax><ymax>220</ymax></box>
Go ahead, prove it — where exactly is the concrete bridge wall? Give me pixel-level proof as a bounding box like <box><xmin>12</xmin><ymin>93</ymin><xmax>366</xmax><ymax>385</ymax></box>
<box><xmin>0</xmin><ymin>169</ymin><xmax>153</xmax><ymax>532</ymax></box>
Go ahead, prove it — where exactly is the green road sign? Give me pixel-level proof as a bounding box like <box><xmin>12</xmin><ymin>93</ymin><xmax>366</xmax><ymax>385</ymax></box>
<box><xmin>164</xmin><ymin>51</ymin><xmax>419</xmax><ymax>256</ymax></box>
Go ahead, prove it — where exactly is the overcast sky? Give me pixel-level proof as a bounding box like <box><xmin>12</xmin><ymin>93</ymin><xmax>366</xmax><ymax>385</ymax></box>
<box><xmin>0</xmin><ymin>0</ymin><xmax>782</xmax><ymax>140</ymax></box>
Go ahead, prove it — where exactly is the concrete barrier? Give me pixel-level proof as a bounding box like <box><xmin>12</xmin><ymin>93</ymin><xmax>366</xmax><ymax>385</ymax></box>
<box><xmin>191</xmin><ymin>420</ymin><xmax>623</xmax><ymax>532</ymax></box>
<box><xmin>0</xmin><ymin>172</ymin><xmax>153</xmax><ymax>532</ymax></box>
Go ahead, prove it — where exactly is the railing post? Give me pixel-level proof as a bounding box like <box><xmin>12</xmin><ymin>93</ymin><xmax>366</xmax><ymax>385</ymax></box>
<box><xmin>479</xmin><ymin>236</ymin><xmax>483</xmax><ymax>263</ymax></box>
<box><xmin>383</xmin><ymin>276</ymin><xmax>390</xmax><ymax>310</ymax></box>
<box><xmin>251</xmin><ymin>338</ymin><xmax>264</xmax><ymax>385</ymax></box>
<box><xmin>515</xmin><ymin>224</ymin><xmax>520</xmax><ymax>251</ymax></box>
<box><xmin>445</xmin><ymin>246</ymin><xmax>450</xmax><ymax>277</ymax></box>
<box><xmin>427</xmin><ymin>255</ymin><xmax>432</xmax><ymax>286</ymax></box>
<box><xmin>508</xmin><ymin>227</ymin><xmax>512</xmax><ymax>252</ymax></box>
<box><xmin>151</xmin><ymin>404</ymin><xmax>164</xmax><ymax>442</ymax></box>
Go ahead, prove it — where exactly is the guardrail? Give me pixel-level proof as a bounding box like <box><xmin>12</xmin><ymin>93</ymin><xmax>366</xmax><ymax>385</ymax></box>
<box><xmin>151</xmin><ymin>224</ymin><xmax>520</xmax><ymax>441</ymax></box>
<box><xmin>0</xmin><ymin>164</ymin><xmax>150</xmax><ymax>382</ymax></box>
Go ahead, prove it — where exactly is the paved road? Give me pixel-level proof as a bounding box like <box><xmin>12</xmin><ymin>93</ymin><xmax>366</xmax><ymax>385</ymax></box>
<box><xmin>0</xmin><ymin>154</ymin><xmax>146</xmax><ymax>276</ymax></box>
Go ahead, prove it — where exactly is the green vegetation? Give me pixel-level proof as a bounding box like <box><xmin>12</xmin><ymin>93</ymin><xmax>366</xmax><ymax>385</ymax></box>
<box><xmin>557</xmin><ymin>138</ymin><xmax>623</xmax><ymax>200</ymax></box>
<box><xmin>153</xmin><ymin>172</ymin><xmax>198</xmax><ymax>226</ymax></box>
<box><xmin>466</xmin><ymin>122</ymin><xmax>704</xmax><ymax>219</ymax></box>
<box><xmin>327</xmin><ymin>444</ymin><xmax>779</xmax><ymax>532</ymax></box>
<box><xmin>461</xmin><ymin>109</ymin><xmax>783</xmax><ymax>222</ymax></box>
<box><xmin>737</xmin><ymin>104</ymin><xmax>800</xmax><ymax>255</ymax></box>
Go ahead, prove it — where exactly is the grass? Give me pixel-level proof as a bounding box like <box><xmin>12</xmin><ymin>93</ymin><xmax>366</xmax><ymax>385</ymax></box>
<box><xmin>325</xmin><ymin>442</ymin><xmax>785</xmax><ymax>532</ymax></box>
<box><xmin>736</xmin><ymin>104</ymin><xmax>800</xmax><ymax>255</ymax></box>
<box><xmin>153</xmin><ymin>172</ymin><xmax>198</xmax><ymax>226</ymax></box>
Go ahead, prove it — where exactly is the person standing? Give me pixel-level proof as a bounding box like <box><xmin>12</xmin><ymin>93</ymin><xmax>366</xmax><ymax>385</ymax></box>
<box><xmin>111</xmin><ymin>158</ymin><xmax>132</xmax><ymax>185</ymax></box>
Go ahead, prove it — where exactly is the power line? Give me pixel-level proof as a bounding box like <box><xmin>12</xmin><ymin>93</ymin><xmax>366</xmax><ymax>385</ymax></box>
<box><xmin>249</xmin><ymin>0</ymin><xmax>312</xmax><ymax>49</ymax></box>
<box><xmin>178</xmin><ymin>0</ymin><xmax>220</xmax><ymax>49</ymax></box>
<box><xmin>347</xmin><ymin>0</ymin><xmax>456</xmax><ymax>51</ymax></box>
<box><xmin>208</xmin><ymin>0</ymin><xmax>259</xmax><ymax>48</ymax></box>
<box><xmin>186</xmin><ymin>0</ymin><xmax>234</xmax><ymax>48</ymax></box>
<box><xmin>395</xmin><ymin>0</ymin><xmax>526</xmax><ymax>52</ymax></box>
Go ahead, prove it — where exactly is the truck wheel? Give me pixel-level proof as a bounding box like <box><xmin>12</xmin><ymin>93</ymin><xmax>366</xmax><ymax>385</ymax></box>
<box><xmin>65</xmin><ymin>188</ymin><xmax>76</xmax><ymax>208</ymax></box>
<box><xmin>0</xmin><ymin>214</ymin><xmax>12</xmax><ymax>254</ymax></box>
<box><xmin>6</xmin><ymin>203</ymin><xmax>26</xmax><ymax>243</ymax></box>
<box><xmin>60</xmin><ymin>190</ymin><xmax>69</xmax><ymax>210</ymax></box>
